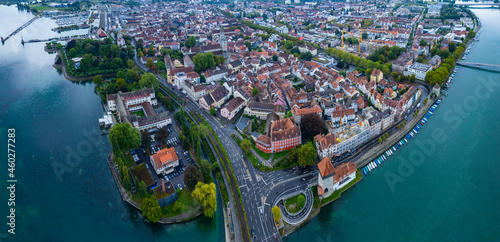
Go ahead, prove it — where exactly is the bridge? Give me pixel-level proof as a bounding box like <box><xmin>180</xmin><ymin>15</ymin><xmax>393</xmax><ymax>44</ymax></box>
<box><xmin>457</xmin><ymin>62</ymin><xmax>500</xmax><ymax>73</ymax></box>
<box><xmin>1</xmin><ymin>16</ymin><xmax>39</xmax><ymax>44</ymax></box>
<box><xmin>455</xmin><ymin>1</ymin><xmax>500</xmax><ymax>7</ymax></box>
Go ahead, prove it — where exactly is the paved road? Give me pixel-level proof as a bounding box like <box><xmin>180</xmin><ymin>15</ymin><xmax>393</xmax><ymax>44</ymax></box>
<box><xmin>133</xmin><ymin>46</ymin><xmax>430</xmax><ymax>241</ymax></box>
<box><xmin>276</xmin><ymin>187</ymin><xmax>314</xmax><ymax>225</ymax></box>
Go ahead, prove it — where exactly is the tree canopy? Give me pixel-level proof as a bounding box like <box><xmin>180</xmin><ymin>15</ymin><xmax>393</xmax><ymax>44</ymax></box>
<box><xmin>193</xmin><ymin>52</ymin><xmax>216</xmax><ymax>72</ymax></box>
<box><xmin>185</xmin><ymin>36</ymin><xmax>197</xmax><ymax>48</ymax></box>
<box><xmin>109</xmin><ymin>122</ymin><xmax>141</xmax><ymax>151</ymax></box>
<box><xmin>139</xmin><ymin>195</ymin><xmax>162</xmax><ymax>223</ymax></box>
<box><xmin>139</xmin><ymin>73</ymin><xmax>159</xmax><ymax>90</ymax></box>
<box><xmin>300</xmin><ymin>113</ymin><xmax>325</xmax><ymax>141</ymax></box>
<box><xmin>297</xmin><ymin>142</ymin><xmax>317</xmax><ymax>167</ymax></box>
<box><xmin>272</xmin><ymin>205</ymin><xmax>281</xmax><ymax>223</ymax></box>
<box><xmin>191</xmin><ymin>182</ymin><xmax>217</xmax><ymax>218</ymax></box>
<box><xmin>184</xmin><ymin>165</ymin><xmax>202</xmax><ymax>190</ymax></box>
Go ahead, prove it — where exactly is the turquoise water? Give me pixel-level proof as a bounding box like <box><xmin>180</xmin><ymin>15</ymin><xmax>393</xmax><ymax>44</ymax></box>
<box><xmin>0</xmin><ymin>5</ymin><xmax>223</xmax><ymax>241</ymax></box>
<box><xmin>287</xmin><ymin>9</ymin><xmax>500</xmax><ymax>242</ymax></box>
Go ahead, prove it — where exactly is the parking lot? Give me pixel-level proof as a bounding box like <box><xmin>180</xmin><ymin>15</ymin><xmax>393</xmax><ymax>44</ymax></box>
<box><xmin>130</xmin><ymin>116</ymin><xmax>196</xmax><ymax>192</ymax></box>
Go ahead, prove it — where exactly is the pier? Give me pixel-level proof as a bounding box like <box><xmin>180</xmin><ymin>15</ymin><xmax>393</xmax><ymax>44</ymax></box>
<box><xmin>456</xmin><ymin>62</ymin><xmax>500</xmax><ymax>73</ymax></box>
<box><xmin>1</xmin><ymin>16</ymin><xmax>39</xmax><ymax>44</ymax></box>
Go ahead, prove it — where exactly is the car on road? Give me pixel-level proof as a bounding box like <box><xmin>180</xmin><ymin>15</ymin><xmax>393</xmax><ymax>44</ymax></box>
<box><xmin>259</xmin><ymin>207</ymin><xmax>263</xmax><ymax>215</ymax></box>
<box><xmin>251</xmin><ymin>229</ymin><xmax>256</xmax><ymax>239</ymax></box>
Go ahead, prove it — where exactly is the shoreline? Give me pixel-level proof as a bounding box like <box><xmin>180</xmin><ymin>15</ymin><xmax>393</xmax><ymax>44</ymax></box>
<box><xmin>106</xmin><ymin>150</ymin><xmax>206</xmax><ymax>224</ymax></box>
<box><xmin>280</xmin><ymin>10</ymin><xmax>482</xmax><ymax>239</ymax></box>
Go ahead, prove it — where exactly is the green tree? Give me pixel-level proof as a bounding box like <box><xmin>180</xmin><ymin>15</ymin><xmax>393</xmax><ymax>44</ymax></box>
<box><xmin>139</xmin><ymin>195</ymin><xmax>161</xmax><ymax>223</ymax></box>
<box><xmin>126</xmin><ymin>59</ymin><xmax>135</xmax><ymax>69</ymax></box>
<box><xmin>284</xmin><ymin>110</ymin><xmax>293</xmax><ymax>118</ymax></box>
<box><xmin>272</xmin><ymin>54</ymin><xmax>278</xmax><ymax>61</ymax></box>
<box><xmin>116</xmin><ymin>78</ymin><xmax>126</xmax><ymax>87</ymax></box>
<box><xmin>379</xmin><ymin>137</ymin><xmax>382</xmax><ymax>143</ymax></box>
<box><xmin>117</xmin><ymin>70</ymin><xmax>126</xmax><ymax>80</ymax></box>
<box><xmin>139</xmin><ymin>73</ymin><xmax>159</xmax><ymax>90</ymax></box>
<box><xmin>252</xmin><ymin>87</ymin><xmax>259</xmax><ymax>96</ymax></box>
<box><xmin>210</xmin><ymin>107</ymin><xmax>216</xmax><ymax>116</ymax></box>
<box><xmin>199</xmin><ymin>159</ymin><xmax>213</xmax><ymax>183</ymax></box>
<box><xmin>298</xmin><ymin>142</ymin><xmax>317</xmax><ymax>167</ymax></box>
<box><xmin>172</xmin><ymin>201</ymin><xmax>184</xmax><ymax>213</ymax></box>
<box><xmin>146</xmin><ymin>58</ymin><xmax>154</xmax><ymax>69</ymax></box>
<box><xmin>200</xmin><ymin>74</ymin><xmax>206</xmax><ymax>83</ymax></box>
<box><xmin>185</xmin><ymin>36</ymin><xmax>197</xmax><ymax>48</ymax></box>
<box><xmin>240</xmin><ymin>139</ymin><xmax>252</xmax><ymax>154</ymax></box>
<box><xmin>272</xmin><ymin>205</ymin><xmax>281</xmax><ymax>223</ymax></box>
<box><xmin>138</xmin><ymin>51</ymin><xmax>144</xmax><ymax>58</ymax></box>
<box><xmin>155</xmin><ymin>127</ymin><xmax>169</xmax><ymax>144</ymax></box>
<box><xmin>191</xmin><ymin>182</ymin><xmax>217</xmax><ymax>218</ymax></box>
<box><xmin>141</xmin><ymin>130</ymin><xmax>152</xmax><ymax>149</ymax></box>
<box><xmin>156</xmin><ymin>60</ymin><xmax>166</xmax><ymax>72</ymax></box>
<box><xmin>93</xmin><ymin>75</ymin><xmax>104</xmax><ymax>87</ymax></box>
<box><xmin>109</xmin><ymin>122</ymin><xmax>141</xmax><ymax>151</ymax></box>
<box><xmin>121</xmin><ymin>165</ymin><xmax>131</xmax><ymax>190</ymax></box>
<box><xmin>448</xmin><ymin>42</ymin><xmax>456</xmax><ymax>53</ymax></box>
<box><xmin>184</xmin><ymin>165</ymin><xmax>202</xmax><ymax>190</ymax></box>
<box><xmin>147</xmin><ymin>46</ymin><xmax>155</xmax><ymax>56</ymax></box>
<box><xmin>69</xmin><ymin>48</ymin><xmax>77</xmax><ymax>58</ymax></box>
<box><xmin>139</xmin><ymin>180</ymin><xmax>147</xmax><ymax>198</ymax></box>
<box><xmin>127</xmin><ymin>70</ymin><xmax>136</xmax><ymax>81</ymax></box>
<box><xmin>245</xmin><ymin>41</ymin><xmax>252</xmax><ymax>51</ymax></box>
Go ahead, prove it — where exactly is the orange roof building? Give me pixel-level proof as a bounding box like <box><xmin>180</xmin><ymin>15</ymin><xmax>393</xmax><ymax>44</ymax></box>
<box><xmin>149</xmin><ymin>147</ymin><xmax>179</xmax><ymax>175</ymax></box>
<box><xmin>317</xmin><ymin>157</ymin><xmax>357</xmax><ymax>198</ymax></box>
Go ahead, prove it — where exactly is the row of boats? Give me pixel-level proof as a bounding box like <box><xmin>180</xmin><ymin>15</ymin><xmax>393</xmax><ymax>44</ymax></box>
<box><xmin>362</xmin><ymin>98</ymin><xmax>443</xmax><ymax>176</ymax></box>
<box><xmin>462</xmin><ymin>25</ymin><xmax>480</xmax><ymax>61</ymax></box>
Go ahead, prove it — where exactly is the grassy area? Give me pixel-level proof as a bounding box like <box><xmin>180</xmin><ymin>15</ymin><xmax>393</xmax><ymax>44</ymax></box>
<box><xmin>130</xmin><ymin>110</ymin><xmax>146</xmax><ymax>117</ymax></box>
<box><xmin>322</xmin><ymin>170</ymin><xmax>363</xmax><ymax>205</ymax></box>
<box><xmin>162</xmin><ymin>188</ymin><xmax>198</xmax><ymax>217</ymax></box>
<box><xmin>272</xmin><ymin>150</ymin><xmax>290</xmax><ymax>161</ymax></box>
<box><xmin>284</xmin><ymin>194</ymin><xmax>306</xmax><ymax>214</ymax></box>
<box><xmin>253</xmin><ymin>145</ymin><xmax>272</xmax><ymax>160</ymax></box>
<box><xmin>311</xmin><ymin>185</ymin><xmax>319</xmax><ymax>208</ymax></box>
<box><xmin>29</xmin><ymin>4</ymin><xmax>54</xmax><ymax>11</ymax></box>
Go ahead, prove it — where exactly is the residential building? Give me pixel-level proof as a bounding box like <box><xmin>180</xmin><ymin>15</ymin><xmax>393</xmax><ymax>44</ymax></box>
<box><xmin>244</xmin><ymin>101</ymin><xmax>285</xmax><ymax>120</ymax></box>
<box><xmin>221</xmin><ymin>97</ymin><xmax>245</xmax><ymax>120</ymax></box>
<box><xmin>150</xmin><ymin>147</ymin><xmax>179</xmax><ymax>175</ymax></box>
<box><xmin>256</xmin><ymin>117</ymin><xmax>301</xmax><ymax>154</ymax></box>
<box><xmin>199</xmin><ymin>86</ymin><xmax>229</xmax><ymax>110</ymax></box>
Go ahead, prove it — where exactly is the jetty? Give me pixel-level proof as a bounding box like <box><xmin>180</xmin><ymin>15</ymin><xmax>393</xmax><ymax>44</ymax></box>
<box><xmin>1</xmin><ymin>16</ymin><xmax>39</xmax><ymax>44</ymax></box>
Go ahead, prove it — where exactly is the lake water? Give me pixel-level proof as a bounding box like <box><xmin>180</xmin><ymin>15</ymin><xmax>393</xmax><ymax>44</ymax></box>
<box><xmin>287</xmin><ymin>9</ymin><xmax>500</xmax><ymax>242</ymax></box>
<box><xmin>0</xmin><ymin>5</ymin><xmax>223</xmax><ymax>241</ymax></box>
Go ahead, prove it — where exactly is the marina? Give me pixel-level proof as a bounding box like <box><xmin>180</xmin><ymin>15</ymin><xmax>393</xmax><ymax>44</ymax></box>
<box><xmin>362</xmin><ymin>97</ymin><xmax>443</xmax><ymax>175</ymax></box>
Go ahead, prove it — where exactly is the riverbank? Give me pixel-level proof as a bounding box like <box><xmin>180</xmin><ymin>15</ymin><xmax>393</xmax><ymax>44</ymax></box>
<box><xmin>106</xmin><ymin>150</ymin><xmax>207</xmax><ymax>224</ymax></box>
<box><xmin>46</xmin><ymin>46</ymin><xmax>116</xmax><ymax>82</ymax></box>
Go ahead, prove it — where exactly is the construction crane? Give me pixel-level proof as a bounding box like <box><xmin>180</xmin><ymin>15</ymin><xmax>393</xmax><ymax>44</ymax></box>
<box><xmin>341</xmin><ymin>29</ymin><xmax>365</xmax><ymax>53</ymax></box>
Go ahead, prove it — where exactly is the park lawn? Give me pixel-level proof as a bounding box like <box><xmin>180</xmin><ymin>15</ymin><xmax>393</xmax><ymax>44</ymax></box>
<box><xmin>130</xmin><ymin>110</ymin><xmax>146</xmax><ymax>117</ymax></box>
<box><xmin>253</xmin><ymin>145</ymin><xmax>272</xmax><ymax>160</ymax></box>
<box><xmin>30</xmin><ymin>4</ymin><xmax>54</xmax><ymax>11</ymax></box>
<box><xmin>162</xmin><ymin>188</ymin><xmax>197</xmax><ymax>218</ymax></box>
<box><xmin>322</xmin><ymin>170</ymin><xmax>362</xmax><ymax>205</ymax></box>
<box><xmin>284</xmin><ymin>194</ymin><xmax>305</xmax><ymax>214</ymax></box>
<box><xmin>272</xmin><ymin>149</ymin><xmax>290</xmax><ymax>161</ymax></box>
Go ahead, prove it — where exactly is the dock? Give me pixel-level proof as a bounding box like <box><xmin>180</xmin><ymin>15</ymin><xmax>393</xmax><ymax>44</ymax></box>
<box><xmin>1</xmin><ymin>16</ymin><xmax>39</xmax><ymax>44</ymax></box>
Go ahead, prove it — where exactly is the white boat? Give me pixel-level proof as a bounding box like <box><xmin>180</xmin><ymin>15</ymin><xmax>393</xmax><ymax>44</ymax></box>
<box><xmin>404</xmin><ymin>138</ymin><xmax>408</xmax><ymax>142</ymax></box>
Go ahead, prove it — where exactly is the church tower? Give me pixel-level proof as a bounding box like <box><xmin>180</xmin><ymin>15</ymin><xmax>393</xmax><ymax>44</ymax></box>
<box><xmin>219</xmin><ymin>22</ymin><xmax>227</xmax><ymax>52</ymax></box>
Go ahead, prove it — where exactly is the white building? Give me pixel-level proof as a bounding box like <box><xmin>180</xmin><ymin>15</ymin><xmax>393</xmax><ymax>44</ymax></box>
<box><xmin>404</xmin><ymin>63</ymin><xmax>432</xmax><ymax>81</ymax></box>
